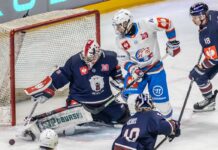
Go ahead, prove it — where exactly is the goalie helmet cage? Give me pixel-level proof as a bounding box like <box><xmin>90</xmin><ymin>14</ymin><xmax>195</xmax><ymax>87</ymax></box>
<box><xmin>0</xmin><ymin>9</ymin><xmax>100</xmax><ymax>126</ymax></box>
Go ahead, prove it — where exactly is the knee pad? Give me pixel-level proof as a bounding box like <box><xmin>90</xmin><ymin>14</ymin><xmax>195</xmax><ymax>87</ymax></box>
<box><xmin>117</xmin><ymin>104</ymin><xmax>131</xmax><ymax>124</ymax></box>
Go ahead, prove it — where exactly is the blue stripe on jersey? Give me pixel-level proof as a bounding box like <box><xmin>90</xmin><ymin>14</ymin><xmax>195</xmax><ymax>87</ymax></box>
<box><xmin>166</xmin><ymin>28</ymin><xmax>176</xmax><ymax>39</ymax></box>
<box><xmin>124</xmin><ymin>61</ymin><xmax>135</xmax><ymax>72</ymax></box>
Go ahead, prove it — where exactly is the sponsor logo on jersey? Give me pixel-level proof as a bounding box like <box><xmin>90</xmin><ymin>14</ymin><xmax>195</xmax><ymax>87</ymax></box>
<box><xmin>89</xmin><ymin>75</ymin><xmax>104</xmax><ymax>95</ymax></box>
<box><xmin>80</xmin><ymin>66</ymin><xmax>88</xmax><ymax>75</ymax></box>
<box><xmin>204</xmin><ymin>45</ymin><xmax>218</xmax><ymax>59</ymax></box>
<box><xmin>140</xmin><ymin>32</ymin><xmax>148</xmax><ymax>40</ymax></box>
<box><xmin>152</xmin><ymin>85</ymin><xmax>163</xmax><ymax>96</ymax></box>
<box><xmin>101</xmin><ymin>64</ymin><xmax>109</xmax><ymax>71</ymax></box>
<box><xmin>121</xmin><ymin>40</ymin><xmax>131</xmax><ymax>50</ymax></box>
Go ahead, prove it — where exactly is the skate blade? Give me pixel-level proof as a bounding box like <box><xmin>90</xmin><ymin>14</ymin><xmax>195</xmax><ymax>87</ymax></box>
<box><xmin>193</xmin><ymin>108</ymin><xmax>216</xmax><ymax>112</ymax></box>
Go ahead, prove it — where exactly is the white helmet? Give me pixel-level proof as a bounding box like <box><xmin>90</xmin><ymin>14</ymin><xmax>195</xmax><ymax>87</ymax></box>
<box><xmin>81</xmin><ymin>39</ymin><xmax>101</xmax><ymax>69</ymax></box>
<box><xmin>39</xmin><ymin>129</ymin><xmax>58</xmax><ymax>150</ymax></box>
<box><xmin>112</xmin><ymin>9</ymin><xmax>133</xmax><ymax>35</ymax></box>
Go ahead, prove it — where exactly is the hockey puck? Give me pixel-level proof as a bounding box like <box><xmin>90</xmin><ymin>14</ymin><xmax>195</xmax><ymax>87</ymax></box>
<box><xmin>9</xmin><ymin>139</ymin><xmax>15</xmax><ymax>145</ymax></box>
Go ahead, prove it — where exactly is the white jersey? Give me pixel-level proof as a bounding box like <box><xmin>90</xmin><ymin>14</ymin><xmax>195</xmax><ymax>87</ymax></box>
<box><xmin>116</xmin><ymin>17</ymin><xmax>175</xmax><ymax>69</ymax></box>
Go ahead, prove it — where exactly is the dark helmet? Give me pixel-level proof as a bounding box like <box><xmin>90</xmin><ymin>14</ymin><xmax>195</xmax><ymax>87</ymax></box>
<box><xmin>135</xmin><ymin>94</ymin><xmax>154</xmax><ymax>111</ymax></box>
<box><xmin>190</xmin><ymin>2</ymin><xmax>209</xmax><ymax>16</ymax></box>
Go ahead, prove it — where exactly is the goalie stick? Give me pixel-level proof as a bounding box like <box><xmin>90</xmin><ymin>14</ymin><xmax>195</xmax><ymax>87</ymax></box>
<box><xmin>154</xmin><ymin>52</ymin><xmax>203</xmax><ymax>150</ymax></box>
<box><xmin>24</xmin><ymin>101</ymin><xmax>39</xmax><ymax>126</ymax></box>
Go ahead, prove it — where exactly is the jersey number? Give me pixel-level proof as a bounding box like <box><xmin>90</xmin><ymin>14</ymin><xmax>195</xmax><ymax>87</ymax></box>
<box><xmin>124</xmin><ymin>128</ymin><xmax>140</xmax><ymax>142</ymax></box>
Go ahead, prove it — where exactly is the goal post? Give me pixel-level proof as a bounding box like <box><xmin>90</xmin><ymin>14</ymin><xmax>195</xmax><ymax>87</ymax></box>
<box><xmin>0</xmin><ymin>9</ymin><xmax>100</xmax><ymax>126</ymax></box>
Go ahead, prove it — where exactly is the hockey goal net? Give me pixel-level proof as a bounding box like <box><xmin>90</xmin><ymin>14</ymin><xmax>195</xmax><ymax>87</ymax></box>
<box><xmin>0</xmin><ymin>9</ymin><xmax>100</xmax><ymax>126</ymax></box>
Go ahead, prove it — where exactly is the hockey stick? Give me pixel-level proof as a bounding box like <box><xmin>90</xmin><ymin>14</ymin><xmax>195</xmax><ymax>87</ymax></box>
<box><xmin>29</xmin><ymin>103</ymin><xmax>82</xmax><ymax>122</ymax></box>
<box><xmin>154</xmin><ymin>52</ymin><xmax>203</xmax><ymax>150</ymax></box>
<box><xmin>85</xmin><ymin>54</ymin><xmax>168</xmax><ymax>115</ymax></box>
<box><xmin>24</xmin><ymin>101</ymin><xmax>39</xmax><ymax>126</ymax></box>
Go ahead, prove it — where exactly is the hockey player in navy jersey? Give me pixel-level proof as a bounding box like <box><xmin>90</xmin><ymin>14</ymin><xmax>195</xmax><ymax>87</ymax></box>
<box><xmin>112</xmin><ymin>94</ymin><xmax>180</xmax><ymax>150</ymax></box>
<box><xmin>20</xmin><ymin>39</ymin><xmax>130</xmax><ymax>140</ymax></box>
<box><xmin>189</xmin><ymin>2</ymin><xmax>218</xmax><ymax>112</ymax></box>
<box><xmin>112</xmin><ymin>9</ymin><xmax>181</xmax><ymax>119</ymax></box>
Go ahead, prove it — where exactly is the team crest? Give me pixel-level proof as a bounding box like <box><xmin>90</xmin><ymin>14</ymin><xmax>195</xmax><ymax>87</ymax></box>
<box><xmin>80</xmin><ymin>66</ymin><xmax>88</xmax><ymax>75</ymax></box>
<box><xmin>204</xmin><ymin>45</ymin><xmax>218</xmax><ymax>59</ymax></box>
<box><xmin>135</xmin><ymin>47</ymin><xmax>153</xmax><ymax>62</ymax></box>
<box><xmin>89</xmin><ymin>75</ymin><xmax>104</xmax><ymax>94</ymax></box>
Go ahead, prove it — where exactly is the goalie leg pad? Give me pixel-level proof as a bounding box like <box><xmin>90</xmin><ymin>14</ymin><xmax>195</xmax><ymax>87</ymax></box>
<box><xmin>38</xmin><ymin>106</ymin><xmax>93</xmax><ymax>130</ymax></box>
<box><xmin>19</xmin><ymin>105</ymin><xmax>93</xmax><ymax>140</ymax></box>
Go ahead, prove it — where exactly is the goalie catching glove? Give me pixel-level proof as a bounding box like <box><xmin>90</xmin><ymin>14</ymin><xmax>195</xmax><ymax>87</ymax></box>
<box><xmin>24</xmin><ymin>76</ymin><xmax>55</xmax><ymax>103</ymax></box>
<box><xmin>166</xmin><ymin>40</ymin><xmax>180</xmax><ymax>57</ymax></box>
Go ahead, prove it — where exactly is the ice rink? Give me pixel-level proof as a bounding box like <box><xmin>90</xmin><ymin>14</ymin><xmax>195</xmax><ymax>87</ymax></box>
<box><xmin>1</xmin><ymin>0</ymin><xmax>218</xmax><ymax>149</ymax></box>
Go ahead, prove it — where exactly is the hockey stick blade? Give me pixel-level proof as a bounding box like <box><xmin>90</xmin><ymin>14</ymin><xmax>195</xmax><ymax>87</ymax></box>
<box><xmin>24</xmin><ymin>101</ymin><xmax>39</xmax><ymax>126</ymax></box>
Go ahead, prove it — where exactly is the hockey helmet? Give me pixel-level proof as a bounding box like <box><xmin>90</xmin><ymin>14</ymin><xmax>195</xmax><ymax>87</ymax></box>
<box><xmin>39</xmin><ymin>129</ymin><xmax>58</xmax><ymax>150</ymax></box>
<box><xmin>81</xmin><ymin>39</ymin><xmax>101</xmax><ymax>66</ymax></box>
<box><xmin>112</xmin><ymin>9</ymin><xmax>133</xmax><ymax>35</ymax></box>
<box><xmin>190</xmin><ymin>2</ymin><xmax>208</xmax><ymax>16</ymax></box>
<box><xmin>135</xmin><ymin>94</ymin><xmax>154</xmax><ymax>112</ymax></box>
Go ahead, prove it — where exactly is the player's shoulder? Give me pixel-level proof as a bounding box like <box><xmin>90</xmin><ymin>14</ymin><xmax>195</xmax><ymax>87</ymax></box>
<box><xmin>208</xmin><ymin>10</ymin><xmax>218</xmax><ymax>23</ymax></box>
<box><xmin>102</xmin><ymin>50</ymin><xmax>117</xmax><ymax>58</ymax></box>
<box><xmin>144</xmin><ymin>110</ymin><xmax>164</xmax><ymax>120</ymax></box>
<box><xmin>66</xmin><ymin>51</ymin><xmax>82</xmax><ymax>65</ymax></box>
<box><xmin>208</xmin><ymin>10</ymin><xmax>218</xmax><ymax>16</ymax></box>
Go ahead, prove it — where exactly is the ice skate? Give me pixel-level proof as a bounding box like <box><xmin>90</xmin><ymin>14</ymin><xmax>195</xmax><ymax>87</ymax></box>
<box><xmin>193</xmin><ymin>91</ymin><xmax>218</xmax><ymax>112</ymax></box>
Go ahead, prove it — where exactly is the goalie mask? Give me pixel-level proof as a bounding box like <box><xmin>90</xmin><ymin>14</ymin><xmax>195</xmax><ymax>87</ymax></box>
<box><xmin>112</xmin><ymin>9</ymin><xmax>133</xmax><ymax>36</ymax></box>
<box><xmin>39</xmin><ymin>129</ymin><xmax>58</xmax><ymax>150</ymax></box>
<box><xmin>82</xmin><ymin>39</ymin><xmax>101</xmax><ymax>69</ymax></box>
<box><xmin>135</xmin><ymin>94</ymin><xmax>154</xmax><ymax>112</ymax></box>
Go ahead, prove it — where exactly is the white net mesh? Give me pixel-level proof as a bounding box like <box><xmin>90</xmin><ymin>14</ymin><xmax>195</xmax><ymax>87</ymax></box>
<box><xmin>0</xmin><ymin>9</ymin><xmax>99</xmax><ymax>125</ymax></box>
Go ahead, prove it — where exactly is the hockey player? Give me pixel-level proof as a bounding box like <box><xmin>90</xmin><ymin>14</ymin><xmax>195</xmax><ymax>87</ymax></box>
<box><xmin>39</xmin><ymin>129</ymin><xmax>58</xmax><ymax>150</ymax></box>
<box><xmin>21</xmin><ymin>39</ymin><xmax>130</xmax><ymax>140</ymax></box>
<box><xmin>189</xmin><ymin>2</ymin><xmax>218</xmax><ymax>112</ymax></box>
<box><xmin>112</xmin><ymin>94</ymin><xmax>180</xmax><ymax>150</ymax></box>
<box><xmin>112</xmin><ymin>9</ymin><xmax>181</xmax><ymax>119</ymax></box>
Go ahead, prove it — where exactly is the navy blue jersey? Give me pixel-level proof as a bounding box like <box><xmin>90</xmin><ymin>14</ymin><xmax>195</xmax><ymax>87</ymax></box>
<box><xmin>112</xmin><ymin>110</ymin><xmax>172</xmax><ymax>150</ymax></box>
<box><xmin>51</xmin><ymin>50</ymin><xmax>122</xmax><ymax>104</ymax></box>
<box><xmin>199</xmin><ymin>10</ymin><xmax>218</xmax><ymax>64</ymax></box>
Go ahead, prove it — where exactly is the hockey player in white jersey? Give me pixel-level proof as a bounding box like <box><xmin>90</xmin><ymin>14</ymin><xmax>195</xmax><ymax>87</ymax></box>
<box><xmin>112</xmin><ymin>9</ymin><xmax>181</xmax><ymax>119</ymax></box>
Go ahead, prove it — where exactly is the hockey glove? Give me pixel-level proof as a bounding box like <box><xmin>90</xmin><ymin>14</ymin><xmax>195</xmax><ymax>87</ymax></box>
<box><xmin>129</xmin><ymin>65</ymin><xmax>144</xmax><ymax>82</ymax></box>
<box><xmin>166</xmin><ymin>40</ymin><xmax>180</xmax><ymax>57</ymax></box>
<box><xmin>168</xmin><ymin>119</ymin><xmax>180</xmax><ymax>141</ymax></box>
<box><xmin>24</xmin><ymin>76</ymin><xmax>55</xmax><ymax>103</ymax></box>
<box><xmin>189</xmin><ymin>65</ymin><xmax>205</xmax><ymax>81</ymax></box>
<box><xmin>110</xmin><ymin>79</ymin><xmax>124</xmax><ymax>91</ymax></box>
